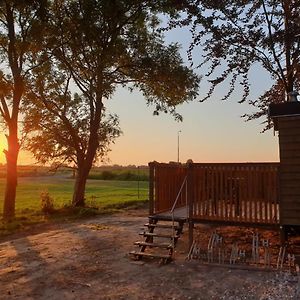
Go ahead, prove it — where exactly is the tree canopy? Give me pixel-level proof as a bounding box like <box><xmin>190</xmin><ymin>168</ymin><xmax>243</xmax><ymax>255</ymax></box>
<box><xmin>172</xmin><ymin>0</ymin><xmax>300</xmax><ymax>128</ymax></box>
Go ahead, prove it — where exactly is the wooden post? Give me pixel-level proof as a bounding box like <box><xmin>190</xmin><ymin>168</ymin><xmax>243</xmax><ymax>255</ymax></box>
<box><xmin>187</xmin><ymin>161</ymin><xmax>194</xmax><ymax>249</ymax></box>
<box><xmin>280</xmin><ymin>225</ymin><xmax>287</xmax><ymax>245</ymax></box>
<box><xmin>148</xmin><ymin>162</ymin><xmax>155</xmax><ymax>216</ymax></box>
<box><xmin>189</xmin><ymin>221</ymin><xmax>194</xmax><ymax>250</ymax></box>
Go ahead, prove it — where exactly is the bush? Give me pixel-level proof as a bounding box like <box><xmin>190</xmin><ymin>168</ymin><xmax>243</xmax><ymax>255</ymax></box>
<box><xmin>87</xmin><ymin>169</ymin><xmax>149</xmax><ymax>181</ymax></box>
<box><xmin>40</xmin><ymin>190</ymin><xmax>55</xmax><ymax>214</ymax></box>
<box><xmin>101</xmin><ymin>170</ymin><xmax>116</xmax><ymax>180</ymax></box>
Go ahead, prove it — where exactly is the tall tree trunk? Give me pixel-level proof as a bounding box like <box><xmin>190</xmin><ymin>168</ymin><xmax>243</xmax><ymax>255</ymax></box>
<box><xmin>72</xmin><ymin>135</ymin><xmax>99</xmax><ymax>206</ymax></box>
<box><xmin>72</xmin><ymin>91</ymin><xmax>103</xmax><ymax>207</ymax></box>
<box><xmin>72</xmin><ymin>161</ymin><xmax>91</xmax><ymax>207</ymax></box>
<box><xmin>3</xmin><ymin>122</ymin><xmax>19</xmax><ymax>221</ymax></box>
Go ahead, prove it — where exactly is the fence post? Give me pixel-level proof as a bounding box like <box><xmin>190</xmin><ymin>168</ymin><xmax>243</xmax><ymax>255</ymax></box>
<box><xmin>148</xmin><ymin>162</ymin><xmax>155</xmax><ymax>215</ymax></box>
<box><xmin>187</xmin><ymin>161</ymin><xmax>194</xmax><ymax>249</ymax></box>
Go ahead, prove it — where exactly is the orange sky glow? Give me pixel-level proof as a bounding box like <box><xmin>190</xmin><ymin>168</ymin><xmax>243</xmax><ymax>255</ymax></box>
<box><xmin>0</xmin><ymin>87</ymin><xmax>280</xmax><ymax>167</ymax></box>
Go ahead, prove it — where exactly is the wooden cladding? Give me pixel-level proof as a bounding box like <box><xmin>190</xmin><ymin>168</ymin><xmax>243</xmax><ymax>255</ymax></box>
<box><xmin>278</xmin><ymin>117</ymin><xmax>300</xmax><ymax>226</ymax></box>
<box><xmin>149</xmin><ymin>162</ymin><xmax>280</xmax><ymax>225</ymax></box>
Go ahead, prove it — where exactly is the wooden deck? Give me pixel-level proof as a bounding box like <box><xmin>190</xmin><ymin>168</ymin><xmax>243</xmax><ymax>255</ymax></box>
<box><xmin>149</xmin><ymin>162</ymin><xmax>280</xmax><ymax>226</ymax></box>
<box><xmin>150</xmin><ymin>206</ymin><xmax>188</xmax><ymax>222</ymax></box>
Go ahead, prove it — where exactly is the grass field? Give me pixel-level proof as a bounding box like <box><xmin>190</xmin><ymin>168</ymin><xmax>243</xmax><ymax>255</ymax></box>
<box><xmin>0</xmin><ymin>176</ymin><xmax>148</xmax><ymax>214</ymax></box>
<box><xmin>0</xmin><ymin>175</ymin><xmax>149</xmax><ymax>235</ymax></box>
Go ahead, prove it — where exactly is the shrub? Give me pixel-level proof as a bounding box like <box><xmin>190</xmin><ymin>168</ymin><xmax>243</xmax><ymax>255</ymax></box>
<box><xmin>40</xmin><ymin>190</ymin><xmax>55</xmax><ymax>214</ymax></box>
<box><xmin>101</xmin><ymin>170</ymin><xmax>116</xmax><ymax>180</ymax></box>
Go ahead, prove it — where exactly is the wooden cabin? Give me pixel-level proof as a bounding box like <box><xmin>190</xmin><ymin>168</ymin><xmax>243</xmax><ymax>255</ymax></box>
<box><xmin>269</xmin><ymin>101</ymin><xmax>300</xmax><ymax>235</ymax></box>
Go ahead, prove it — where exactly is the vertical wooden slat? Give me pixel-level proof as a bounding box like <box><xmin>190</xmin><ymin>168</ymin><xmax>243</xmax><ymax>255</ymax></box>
<box><xmin>259</xmin><ymin>168</ymin><xmax>263</xmax><ymax>223</ymax></box>
<box><xmin>204</xmin><ymin>168</ymin><xmax>208</xmax><ymax>218</ymax></box>
<box><xmin>198</xmin><ymin>167</ymin><xmax>202</xmax><ymax>217</ymax></box>
<box><xmin>243</xmin><ymin>167</ymin><xmax>246</xmax><ymax>221</ymax></box>
<box><xmin>212</xmin><ymin>167</ymin><xmax>216</xmax><ymax>218</ymax></box>
<box><xmin>188</xmin><ymin>163</ymin><xmax>194</xmax><ymax>220</ymax></box>
<box><xmin>220</xmin><ymin>167</ymin><xmax>224</xmax><ymax>219</ymax></box>
<box><xmin>240</xmin><ymin>167</ymin><xmax>244</xmax><ymax>221</ymax></box>
<box><xmin>274</xmin><ymin>167</ymin><xmax>278</xmax><ymax>223</ymax></box>
<box><xmin>254</xmin><ymin>167</ymin><xmax>260</xmax><ymax>222</ymax></box>
<box><xmin>148</xmin><ymin>162</ymin><xmax>154</xmax><ymax>215</ymax></box>
<box><xmin>269</xmin><ymin>167</ymin><xmax>273</xmax><ymax>222</ymax></box>
<box><xmin>155</xmin><ymin>165</ymin><xmax>159</xmax><ymax>212</ymax></box>
<box><xmin>207</xmin><ymin>168</ymin><xmax>211</xmax><ymax>218</ymax></box>
<box><xmin>216</xmin><ymin>168</ymin><xmax>220</xmax><ymax>218</ymax></box>
<box><xmin>197</xmin><ymin>167</ymin><xmax>200</xmax><ymax>217</ymax></box>
<box><xmin>238</xmin><ymin>167</ymin><xmax>242</xmax><ymax>221</ymax></box>
<box><xmin>247</xmin><ymin>167</ymin><xmax>251</xmax><ymax>222</ymax></box>
<box><xmin>224</xmin><ymin>168</ymin><xmax>228</xmax><ymax>220</ymax></box>
<box><xmin>263</xmin><ymin>168</ymin><xmax>268</xmax><ymax>223</ymax></box>
<box><xmin>272</xmin><ymin>167</ymin><xmax>276</xmax><ymax>222</ymax></box>
<box><xmin>268</xmin><ymin>167</ymin><xmax>272</xmax><ymax>223</ymax></box>
<box><xmin>229</xmin><ymin>167</ymin><xmax>232</xmax><ymax>220</ymax></box>
<box><xmin>201</xmin><ymin>167</ymin><xmax>205</xmax><ymax>217</ymax></box>
<box><xmin>160</xmin><ymin>167</ymin><xmax>164</xmax><ymax>210</ymax></box>
<box><xmin>253</xmin><ymin>166</ymin><xmax>257</xmax><ymax>223</ymax></box>
<box><xmin>245</xmin><ymin>167</ymin><xmax>249</xmax><ymax>222</ymax></box>
<box><xmin>253</xmin><ymin>166</ymin><xmax>257</xmax><ymax>222</ymax></box>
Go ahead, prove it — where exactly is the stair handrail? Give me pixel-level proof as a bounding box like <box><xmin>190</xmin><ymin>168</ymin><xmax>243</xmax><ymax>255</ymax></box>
<box><xmin>171</xmin><ymin>175</ymin><xmax>188</xmax><ymax>257</ymax></box>
<box><xmin>170</xmin><ymin>175</ymin><xmax>188</xmax><ymax>213</ymax></box>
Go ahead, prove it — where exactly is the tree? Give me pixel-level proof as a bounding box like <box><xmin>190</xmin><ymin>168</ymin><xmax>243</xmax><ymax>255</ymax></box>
<box><xmin>23</xmin><ymin>0</ymin><xmax>200</xmax><ymax>206</ymax></box>
<box><xmin>0</xmin><ymin>1</ymin><xmax>46</xmax><ymax>220</ymax></box>
<box><xmin>174</xmin><ymin>0</ymin><xmax>300</xmax><ymax>127</ymax></box>
<box><xmin>23</xmin><ymin>67</ymin><xmax>121</xmax><ymax>167</ymax></box>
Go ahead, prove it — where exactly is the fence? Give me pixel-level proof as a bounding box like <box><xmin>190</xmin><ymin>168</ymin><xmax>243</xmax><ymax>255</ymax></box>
<box><xmin>149</xmin><ymin>162</ymin><xmax>280</xmax><ymax>225</ymax></box>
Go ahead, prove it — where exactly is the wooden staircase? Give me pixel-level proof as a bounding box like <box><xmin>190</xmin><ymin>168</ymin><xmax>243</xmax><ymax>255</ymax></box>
<box><xmin>129</xmin><ymin>216</ymin><xmax>184</xmax><ymax>263</ymax></box>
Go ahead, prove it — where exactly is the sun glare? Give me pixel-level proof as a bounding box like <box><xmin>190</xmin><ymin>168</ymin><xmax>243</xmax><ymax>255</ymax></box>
<box><xmin>0</xmin><ymin>135</ymin><xmax>5</xmax><ymax>164</ymax></box>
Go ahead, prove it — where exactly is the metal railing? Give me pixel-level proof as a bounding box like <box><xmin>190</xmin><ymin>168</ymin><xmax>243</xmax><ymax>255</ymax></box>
<box><xmin>171</xmin><ymin>175</ymin><xmax>188</xmax><ymax>254</ymax></box>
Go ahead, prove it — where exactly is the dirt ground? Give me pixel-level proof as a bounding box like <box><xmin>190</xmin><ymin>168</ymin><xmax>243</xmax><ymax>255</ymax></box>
<box><xmin>0</xmin><ymin>208</ymin><xmax>299</xmax><ymax>300</ymax></box>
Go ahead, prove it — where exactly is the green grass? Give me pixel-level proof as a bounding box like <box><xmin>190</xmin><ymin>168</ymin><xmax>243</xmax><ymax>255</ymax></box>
<box><xmin>0</xmin><ymin>176</ymin><xmax>149</xmax><ymax>236</ymax></box>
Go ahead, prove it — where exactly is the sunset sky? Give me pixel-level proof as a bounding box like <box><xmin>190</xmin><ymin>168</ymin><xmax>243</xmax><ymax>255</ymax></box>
<box><xmin>0</xmin><ymin>23</ymin><xmax>280</xmax><ymax>166</ymax></box>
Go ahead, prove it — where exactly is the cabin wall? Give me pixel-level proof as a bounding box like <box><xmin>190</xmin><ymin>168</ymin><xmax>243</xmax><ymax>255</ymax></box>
<box><xmin>278</xmin><ymin>116</ymin><xmax>300</xmax><ymax>226</ymax></box>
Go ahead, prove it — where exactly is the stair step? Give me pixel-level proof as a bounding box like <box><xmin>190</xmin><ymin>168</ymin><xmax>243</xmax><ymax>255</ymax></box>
<box><xmin>129</xmin><ymin>251</ymin><xmax>171</xmax><ymax>260</ymax></box>
<box><xmin>139</xmin><ymin>232</ymin><xmax>179</xmax><ymax>239</ymax></box>
<box><xmin>144</xmin><ymin>223</ymin><xmax>181</xmax><ymax>230</ymax></box>
<box><xmin>134</xmin><ymin>241</ymin><xmax>174</xmax><ymax>249</ymax></box>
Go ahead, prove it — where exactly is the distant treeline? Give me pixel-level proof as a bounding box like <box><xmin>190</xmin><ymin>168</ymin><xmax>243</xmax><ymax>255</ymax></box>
<box><xmin>88</xmin><ymin>168</ymin><xmax>149</xmax><ymax>181</ymax></box>
<box><xmin>0</xmin><ymin>165</ymin><xmax>52</xmax><ymax>178</ymax></box>
<box><xmin>0</xmin><ymin>165</ymin><xmax>149</xmax><ymax>181</ymax></box>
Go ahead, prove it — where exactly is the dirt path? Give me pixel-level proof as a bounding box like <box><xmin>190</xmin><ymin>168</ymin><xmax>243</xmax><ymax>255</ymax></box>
<box><xmin>0</xmin><ymin>209</ymin><xmax>298</xmax><ymax>299</ymax></box>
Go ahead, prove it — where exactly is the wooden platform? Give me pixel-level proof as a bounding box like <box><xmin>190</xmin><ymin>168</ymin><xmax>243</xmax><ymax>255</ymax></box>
<box><xmin>149</xmin><ymin>162</ymin><xmax>280</xmax><ymax>226</ymax></box>
<box><xmin>150</xmin><ymin>206</ymin><xmax>188</xmax><ymax>222</ymax></box>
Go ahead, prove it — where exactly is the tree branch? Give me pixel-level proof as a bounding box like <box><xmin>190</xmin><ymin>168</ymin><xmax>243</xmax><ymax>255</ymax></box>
<box><xmin>262</xmin><ymin>0</ymin><xmax>288</xmax><ymax>91</ymax></box>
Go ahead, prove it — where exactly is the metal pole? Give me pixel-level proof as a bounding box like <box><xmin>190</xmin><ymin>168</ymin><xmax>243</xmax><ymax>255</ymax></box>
<box><xmin>177</xmin><ymin>130</ymin><xmax>181</xmax><ymax>163</ymax></box>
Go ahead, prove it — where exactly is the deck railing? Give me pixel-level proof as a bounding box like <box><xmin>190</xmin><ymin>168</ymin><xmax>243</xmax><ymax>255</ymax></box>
<box><xmin>149</xmin><ymin>162</ymin><xmax>280</xmax><ymax>225</ymax></box>
<box><xmin>149</xmin><ymin>162</ymin><xmax>187</xmax><ymax>214</ymax></box>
